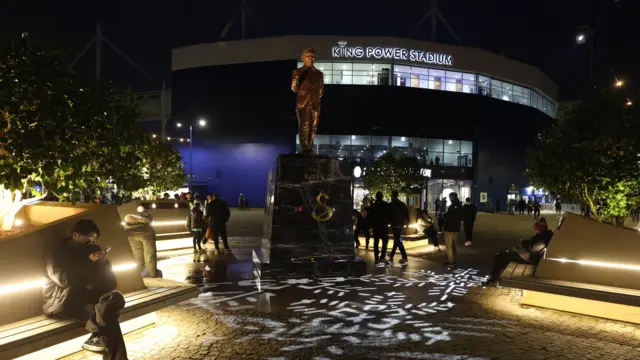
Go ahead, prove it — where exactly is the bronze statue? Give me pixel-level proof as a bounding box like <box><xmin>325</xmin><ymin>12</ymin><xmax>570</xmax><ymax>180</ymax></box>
<box><xmin>292</xmin><ymin>48</ymin><xmax>324</xmax><ymax>154</ymax></box>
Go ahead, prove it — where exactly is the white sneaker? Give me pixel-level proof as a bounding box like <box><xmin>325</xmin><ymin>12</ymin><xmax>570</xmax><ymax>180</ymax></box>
<box><xmin>464</xmin><ymin>241</ymin><xmax>473</xmax><ymax>247</ymax></box>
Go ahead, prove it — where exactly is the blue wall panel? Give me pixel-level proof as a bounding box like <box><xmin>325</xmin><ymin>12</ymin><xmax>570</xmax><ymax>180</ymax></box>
<box><xmin>177</xmin><ymin>140</ymin><xmax>292</xmax><ymax>206</ymax></box>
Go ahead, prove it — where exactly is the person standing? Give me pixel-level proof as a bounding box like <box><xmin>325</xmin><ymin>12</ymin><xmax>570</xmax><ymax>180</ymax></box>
<box><xmin>206</xmin><ymin>193</ymin><xmax>232</xmax><ymax>253</ymax></box>
<box><xmin>533</xmin><ymin>199</ymin><xmax>541</xmax><ymax>220</ymax></box>
<box><xmin>43</xmin><ymin>220</ymin><xmax>128</xmax><ymax>359</ymax></box>
<box><xmin>443</xmin><ymin>192</ymin><xmax>463</xmax><ymax>267</ymax></box>
<box><xmin>353</xmin><ymin>208</ymin><xmax>371</xmax><ymax>249</ymax></box>
<box><xmin>555</xmin><ymin>199</ymin><xmax>562</xmax><ymax>216</ymax></box>
<box><xmin>462</xmin><ymin>197</ymin><xmax>478</xmax><ymax>247</ymax></box>
<box><xmin>123</xmin><ymin>213</ymin><xmax>159</xmax><ymax>278</ymax></box>
<box><xmin>244</xmin><ymin>196</ymin><xmax>250</xmax><ymax>210</ymax></box>
<box><xmin>388</xmin><ymin>190</ymin><xmax>409</xmax><ymax>265</ymax></box>
<box><xmin>368</xmin><ymin>191</ymin><xmax>390</xmax><ymax>265</ymax></box>
<box><xmin>238</xmin><ymin>193</ymin><xmax>245</xmax><ymax>211</ymax></box>
<box><xmin>517</xmin><ymin>198</ymin><xmax>526</xmax><ymax>215</ymax></box>
<box><xmin>186</xmin><ymin>202</ymin><xmax>206</xmax><ymax>252</ymax></box>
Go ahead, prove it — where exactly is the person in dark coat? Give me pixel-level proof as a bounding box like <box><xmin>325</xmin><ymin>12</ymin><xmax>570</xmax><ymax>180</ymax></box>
<box><xmin>485</xmin><ymin>218</ymin><xmax>554</xmax><ymax>285</ymax></box>
<box><xmin>353</xmin><ymin>208</ymin><xmax>372</xmax><ymax>248</ymax></box>
<box><xmin>533</xmin><ymin>199</ymin><xmax>541</xmax><ymax>220</ymax></box>
<box><xmin>43</xmin><ymin>219</ymin><xmax>127</xmax><ymax>358</ymax></box>
<box><xmin>388</xmin><ymin>190</ymin><xmax>409</xmax><ymax>265</ymax></box>
<box><xmin>462</xmin><ymin>197</ymin><xmax>478</xmax><ymax>247</ymax></box>
<box><xmin>206</xmin><ymin>193</ymin><xmax>232</xmax><ymax>253</ymax></box>
<box><xmin>555</xmin><ymin>199</ymin><xmax>562</xmax><ymax>216</ymax></box>
<box><xmin>368</xmin><ymin>191</ymin><xmax>391</xmax><ymax>265</ymax></box>
<box><xmin>517</xmin><ymin>198</ymin><xmax>526</xmax><ymax>215</ymax></box>
<box><xmin>443</xmin><ymin>192</ymin><xmax>463</xmax><ymax>266</ymax></box>
<box><xmin>186</xmin><ymin>202</ymin><xmax>206</xmax><ymax>252</ymax></box>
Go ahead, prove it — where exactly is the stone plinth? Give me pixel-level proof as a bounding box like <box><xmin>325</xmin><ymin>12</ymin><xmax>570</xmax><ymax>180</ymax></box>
<box><xmin>261</xmin><ymin>154</ymin><xmax>355</xmax><ymax>264</ymax></box>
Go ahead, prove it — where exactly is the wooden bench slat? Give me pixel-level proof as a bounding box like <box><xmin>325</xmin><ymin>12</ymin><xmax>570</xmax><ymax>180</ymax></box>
<box><xmin>523</xmin><ymin>264</ymin><xmax>535</xmax><ymax>277</ymax></box>
<box><xmin>0</xmin><ymin>285</ymin><xmax>197</xmax><ymax>350</ymax></box>
<box><xmin>502</xmin><ymin>262</ymin><xmax>518</xmax><ymax>278</ymax></box>
<box><xmin>0</xmin><ymin>288</ymin><xmax>161</xmax><ymax>341</ymax></box>
<box><xmin>514</xmin><ymin>264</ymin><xmax>527</xmax><ymax>277</ymax></box>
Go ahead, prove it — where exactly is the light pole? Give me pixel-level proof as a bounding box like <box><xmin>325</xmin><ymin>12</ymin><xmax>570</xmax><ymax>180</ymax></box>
<box><xmin>177</xmin><ymin>119</ymin><xmax>207</xmax><ymax>192</ymax></box>
<box><xmin>576</xmin><ymin>25</ymin><xmax>595</xmax><ymax>85</ymax></box>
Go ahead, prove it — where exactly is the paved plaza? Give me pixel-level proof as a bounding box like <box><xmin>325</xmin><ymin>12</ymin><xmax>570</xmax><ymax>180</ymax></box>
<box><xmin>63</xmin><ymin>211</ymin><xmax>640</xmax><ymax>360</ymax></box>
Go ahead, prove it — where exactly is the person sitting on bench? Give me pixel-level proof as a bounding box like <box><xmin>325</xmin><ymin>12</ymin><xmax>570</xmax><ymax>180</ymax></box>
<box><xmin>485</xmin><ymin>217</ymin><xmax>554</xmax><ymax>285</ymax></box>
<box><xmin>43</xmin><ymin>219</ymin><xmax>128</xmax><ymax>359</ymax></box>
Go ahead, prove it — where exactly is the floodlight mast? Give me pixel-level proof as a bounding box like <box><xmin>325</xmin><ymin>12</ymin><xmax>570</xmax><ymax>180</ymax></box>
<box><xmin>408</xmin><ymin>0</ymin><xmax>462</xmax><ymax>44</ymax></box>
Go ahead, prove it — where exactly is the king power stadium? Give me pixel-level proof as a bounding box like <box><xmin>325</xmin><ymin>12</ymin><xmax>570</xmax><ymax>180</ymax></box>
<box><xmin>143</xmin><ymin>35</ymin><xmax>558</xmax><ymax>211</ymax></box>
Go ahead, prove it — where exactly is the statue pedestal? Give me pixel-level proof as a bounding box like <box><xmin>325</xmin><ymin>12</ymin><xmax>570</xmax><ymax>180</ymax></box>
<box><xmin>254</xmin><ymin>154</ymin><xmax>366</xmax><ymax>278</ymax></box>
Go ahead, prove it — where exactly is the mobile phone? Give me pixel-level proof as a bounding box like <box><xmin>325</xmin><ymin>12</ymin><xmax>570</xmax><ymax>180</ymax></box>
<box><xmin>103</xmin><ymin>246</ymin><xmax>112</xmax><ymax>255</ymax></box>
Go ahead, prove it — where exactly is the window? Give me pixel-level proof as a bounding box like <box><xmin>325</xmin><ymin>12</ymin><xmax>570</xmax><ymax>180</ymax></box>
<box><xmin>491</xmin><ymin>80</ymin><xmax>503</xmax><ymax>100</ymax></box>
<box><xmin>462</xmin><ymin>73</ymin><xmax>476</xmax><ymax>94</ymax></box>
<box><xmin>478</xmin><ymin>75</ymin><xmax>491</xmax><ymax>96</ymax></box>
<box><xmin>371</xmin><ymin>136</ymin><xmax>389</xmax><ymax>159</ymax></box>
<box><xmin>429</xmin><ymin>68</ymin><xmax>445</xmax><ymax>90</ymax></box>
<box><xmin>391</xmin><ymin>136</ymin><xmax>409</xmax><ymax>149</ymax></box>
<box><xmin>351</xmin><ymin>135</ymin><xmax>372</xmax><ymax>160</ymax></box>
<box><xmin>295</xmin><ymin>62</ymin><xmax>556</xmax><ymax>118</ymax></box>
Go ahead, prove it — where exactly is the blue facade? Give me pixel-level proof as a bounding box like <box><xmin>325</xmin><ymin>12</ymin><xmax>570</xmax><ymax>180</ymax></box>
<box><xmin>175</xmin><ymin>141</ymin><xmax>292</xmax><ymax>206</ymax></box>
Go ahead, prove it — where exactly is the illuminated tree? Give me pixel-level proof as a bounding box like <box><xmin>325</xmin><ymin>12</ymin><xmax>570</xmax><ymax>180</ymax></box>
<box><xmin>0</xmin><ymin>33</ymin><xmax>150</xmax><ymax>230</ymax></box>
<box><xmin>137</xmin><ymin>139</ymin><xmax>187</xmax><ymax>198</ymax></box>
<box><xmin>362</xmin><ymin>152</ymin><xmax>423</xmax><ymax>199</ymax></box>
<box><xmin>526</xmin><ymin>90</ymin><xmax>640</xmax><ymax>226</ymax></box>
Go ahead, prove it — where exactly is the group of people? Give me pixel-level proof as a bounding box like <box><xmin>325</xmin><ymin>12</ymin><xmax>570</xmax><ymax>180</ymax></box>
<box><xmin>353</xmin><ymin>191</ymin><xmax>411</xmax><ymax>265</ymax></box>
<box><xmin>238</xmin><ymin>193</ymin><xmax>250</xmax><ymax>210</ymax></box>
<box><xmin>354</xmin><ymin>191</ymin><xmax>478</xmax><ymax>267</ymax></box>
<box><xmin>186</xmin><ymin>192</ymin><xmax>232</xmax><ymax>253</ymax></box>
<box><xmin>508</xmin><ymin>197</ymin><xmax>543</xmax><ymax>219</ymax></box>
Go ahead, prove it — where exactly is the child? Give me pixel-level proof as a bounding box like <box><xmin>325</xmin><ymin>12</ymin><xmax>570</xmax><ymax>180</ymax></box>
<box><xmin>186</xmin><ymin>202</ymin><xmax>206</xmax><ymax>252</ymax></box>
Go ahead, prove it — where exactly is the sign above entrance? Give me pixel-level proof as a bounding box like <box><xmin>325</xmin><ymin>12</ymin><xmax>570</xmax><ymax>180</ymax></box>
<box><xmin>332</xmin><ymin>41</ymin><xmax>454</xmax><ymax>66</ymax></box>
<box><xmin>420</xmin><ymin>168</ymin><xmax>432</xmax><ymax>178</ymax></box>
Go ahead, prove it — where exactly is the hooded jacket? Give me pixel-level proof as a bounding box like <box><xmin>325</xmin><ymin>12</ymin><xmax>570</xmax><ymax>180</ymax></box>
<box><xmin>43</xmin><ymin>239</ymin><xmax>117</xmax><ymax>316</ymax></box>
<box><xmin>123</xmin><ymin>214</ymin><xmax>156</xmax><ymax>243</ymax></box>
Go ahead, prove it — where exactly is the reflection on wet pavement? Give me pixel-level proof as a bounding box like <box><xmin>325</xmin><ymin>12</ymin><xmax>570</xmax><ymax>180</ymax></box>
<box><xmin>152</xmin><ymin>241</ymin><xmax>492</xmax><ymax>358</ymax></box>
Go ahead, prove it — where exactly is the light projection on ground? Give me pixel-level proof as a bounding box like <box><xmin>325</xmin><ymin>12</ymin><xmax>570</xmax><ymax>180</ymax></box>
<box><xmin>189</xmin><ymin>268</ymin><xmax>491</xmax><ymax>359</ymax></box>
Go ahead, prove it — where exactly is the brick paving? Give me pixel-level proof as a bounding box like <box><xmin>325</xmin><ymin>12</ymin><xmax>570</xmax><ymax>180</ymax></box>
<box><xmin>62</xmin><ymin>212</ymin><xmax>640</xmax><ymax>360</ymax></box>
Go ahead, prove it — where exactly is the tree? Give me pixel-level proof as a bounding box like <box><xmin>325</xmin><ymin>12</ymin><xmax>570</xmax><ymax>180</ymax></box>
<box><xmin>137</xmin><ymin>139</ymin><xmax>187</xmax><ymax>198</ymax></box>
<box><xmin>0</xmin><ymin>33</ymin><xmax>150</xmax><ymax>230</ymax></box>
<box><xmin>362</xmin><ymin>152</ymin><xmax>423</xmax><ymax>199</ymax></box>
<box><xmin>526</xmin><ymin>90</ymin><xmax>640</xmax><ymax>226</ymax></box>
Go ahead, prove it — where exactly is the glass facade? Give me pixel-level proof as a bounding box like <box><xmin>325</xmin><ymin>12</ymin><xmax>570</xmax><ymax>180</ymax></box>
<box><xmin>427</xmin><ymin>179</ymin><xmax>474</xmax><ymax>211</ymax></box>
<box><xmin>298</xmin><ymin>61</ymin><xmax>556</xmax><ymax>118</ymax></box>
<box><xmin>296</xmin><ymin>135</ymin><xmax>473</xmax><ymax>167</ymax></box>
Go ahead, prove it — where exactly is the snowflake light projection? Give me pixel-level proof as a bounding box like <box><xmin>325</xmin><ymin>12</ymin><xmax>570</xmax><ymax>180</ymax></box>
<box><xmin>189</xmin><ymin>268</ymin><xmax>491</xmax><ymax>359</ymax></box>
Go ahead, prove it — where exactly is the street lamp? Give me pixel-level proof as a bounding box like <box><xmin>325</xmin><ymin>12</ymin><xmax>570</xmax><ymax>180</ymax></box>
<box><xmin>576</xmin><ymin>25</ymin><xmax>595</xmax><ymax>83</ymax></box>
<box><xmin>625</xmin><ymin>98</ymin><xmax>633</xmax><ymax>107</ymax></box>
<box><xmin>177</xmin><ymin>119</ymin><xmax>207</xmax><ymax>192</ymax></box>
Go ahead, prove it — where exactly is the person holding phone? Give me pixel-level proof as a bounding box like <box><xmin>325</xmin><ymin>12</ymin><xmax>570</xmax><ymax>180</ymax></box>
<box><xmin>43</xmin><ymin>219</ymin><xmax>128</xmax><ymax>359</ymax></box>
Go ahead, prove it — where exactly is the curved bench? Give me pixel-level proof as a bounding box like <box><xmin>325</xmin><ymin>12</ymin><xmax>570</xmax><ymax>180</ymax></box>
<box><xmin>1</xmin><ymin>278</ymin><xmax>198</xmax><ymax>360</ymax></box>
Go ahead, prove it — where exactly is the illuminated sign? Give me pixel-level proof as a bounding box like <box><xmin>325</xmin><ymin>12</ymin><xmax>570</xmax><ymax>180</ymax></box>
<box><xmin>332</xmin><ymin>41</ymin><xmax>453</xmax><ymax>66</ymax></box>
<box><xmin>420</xmin><ymin>168</ymin><xmax>432</xmax><ymax>177</ymax></box>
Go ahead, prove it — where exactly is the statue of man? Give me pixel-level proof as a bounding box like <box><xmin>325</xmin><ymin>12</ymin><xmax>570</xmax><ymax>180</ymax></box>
<box><xmin>291</xmin><ymin>48</ymin><xmax>324</xmax><ymax>154</ymax></box>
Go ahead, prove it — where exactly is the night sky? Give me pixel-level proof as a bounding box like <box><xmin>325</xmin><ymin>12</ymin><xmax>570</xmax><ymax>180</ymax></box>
<box><xmin>1</xmin><ymin>0</ymin><xmax>638</xmax><ymax>100</ymax></box>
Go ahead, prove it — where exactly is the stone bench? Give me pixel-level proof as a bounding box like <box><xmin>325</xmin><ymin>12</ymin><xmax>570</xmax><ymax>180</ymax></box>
<box><xmin>0</xmin><ymin>278</ymin><xmax>198</xmax><ymax>359</ymax></box>
<box><xmin>499</xmin><ymin>261</ymin><xmax>640</xmax><ymax>323</ymax></box>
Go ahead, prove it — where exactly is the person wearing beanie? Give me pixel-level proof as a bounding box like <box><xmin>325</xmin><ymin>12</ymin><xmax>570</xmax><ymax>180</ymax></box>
<box><xmin>485</xmin><ymin>218</ymin><xmax>554</xmax><ymax>285</ymax></box>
